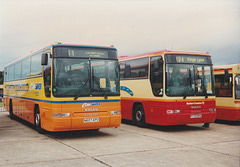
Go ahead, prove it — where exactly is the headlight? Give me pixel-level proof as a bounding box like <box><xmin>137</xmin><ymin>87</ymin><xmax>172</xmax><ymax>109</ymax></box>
<box><xmin>167</xmin><ymin>110</ymin><xmax>181</xmax><ymax>114</ymax></box>
<box><xmin>174</xmin><ymin>110</ymin><xmax>181</xmax><ymax>113</ymax></box>
<box><xmin>167</xmin><ymin>110</ymin><xmax>174</xmax><ymax>114</ymax></box>
<box><xmin>53</xmin><ymin>113</ymin><xmax>61</xmax><ymax>117</ymax></box>
<box><xmin>53</xmin><ymin>113</ymin><xmax>71</xmax><ymax>117</ymax></box>
<box><xmin>209</xmin><ymin>108</ymin><xmax>216</xmax><ymax>112</ymax></box>
<box><xmin>62</xmin><ymin>113</ymin><xmax>71</xmax><ymax>117</ymax></box>
<box><xmin>111</xmin><ymin>111</ymin><xmax>121</xmax><ymax>115</ymax></box>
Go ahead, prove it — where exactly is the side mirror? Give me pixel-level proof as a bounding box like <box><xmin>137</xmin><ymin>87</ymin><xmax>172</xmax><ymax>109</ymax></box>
<box><xmin>0</xmin><ymin>71</ymin><xmax>2</xmax><ymax>78</ymax></box>
<box><xmin>41</xmin><ymin>53</ymin><xmax>48</xmax><ymax>65</ymax></box>
<box><xmin>224</xmin><ymin>69</ymin><xmax>230</xmax><ymax>82</ymax></box>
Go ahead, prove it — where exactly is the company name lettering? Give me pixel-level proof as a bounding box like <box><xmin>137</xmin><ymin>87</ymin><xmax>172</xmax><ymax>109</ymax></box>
<box><xmin>186</xmin><ymin>102</ymin><xmax>204</xmax><ymax>105</ymax></box>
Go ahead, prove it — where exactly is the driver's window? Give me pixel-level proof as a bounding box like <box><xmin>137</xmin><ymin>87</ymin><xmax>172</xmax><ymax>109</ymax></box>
<box><xmin>235</xmin><ymin>75</ymin><xmax>240</xmax><ymax>99</ymax></box>
<box><xmin>43</xmin><ymin>54</ymin><xmax>52</xmax><ymax>98</ymax></box>
<box><xmin>150</xmin><ymin>56</ymin><xmax>163</xmax><ymax>96</ymax></box>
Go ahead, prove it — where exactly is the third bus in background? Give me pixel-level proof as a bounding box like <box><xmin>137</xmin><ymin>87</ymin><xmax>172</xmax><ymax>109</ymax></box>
<box><xmin>214</xmin><ymin>64</ymin><xmax>240</xmax><ymax>121</ymax></box>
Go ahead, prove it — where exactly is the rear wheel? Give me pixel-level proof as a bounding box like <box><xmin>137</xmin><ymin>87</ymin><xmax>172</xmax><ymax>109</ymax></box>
<box><xmin>9</xmin><ymin>100</ymin><xmax>15</xmax><ymax>119</ymax></box>
<box><xmin>133</xmin><ymin>104</ymin><xmax>146</xmax><ymax>127</ymax></box>
<box><xmin>34</xmin><ymin>106</ymin><xmax>45</xmax><ymax>134</ymax></box>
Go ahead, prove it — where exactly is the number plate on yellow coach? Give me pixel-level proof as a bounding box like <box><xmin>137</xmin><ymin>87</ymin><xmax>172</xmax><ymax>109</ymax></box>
<box><xmin>84</xmin><ymin>118</ymin><xmax>99</xmax><ymax>123</ymax></box>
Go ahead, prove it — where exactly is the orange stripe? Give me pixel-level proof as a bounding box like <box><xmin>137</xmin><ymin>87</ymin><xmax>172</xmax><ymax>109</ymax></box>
<box><xmin>214</xmin><ymin>68</ymin><xmax>233</xmax><ymax>73</ymax></box>
<box><xmin>216</xmin><ymin>106</ymin><xmax>239</xmax><ymax>110</ymax></box>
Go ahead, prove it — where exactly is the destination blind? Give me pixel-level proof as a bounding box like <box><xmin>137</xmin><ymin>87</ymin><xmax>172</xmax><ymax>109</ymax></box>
<box><xmin>165</xmin><ymin>54</ymin><xmax>212</xmax><ymax>64</ymax></box>
<box><xmin>54</xmin><ymin>46</ymin><xmax>117</xmax><ymax>59</ymax></box>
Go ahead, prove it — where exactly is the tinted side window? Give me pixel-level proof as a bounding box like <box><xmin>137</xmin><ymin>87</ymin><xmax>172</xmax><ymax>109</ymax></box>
<box><xmin>235</xmin><ymin>75</ymin><xmax>240</xmax><ymax>99</ymax></box>
<box><xmin>9</xmin><ymin>65</ymin><xmax>14</xmax><ymax>81</ymax></box>
<box><xmin>122</xmin><ymin>58</ymin><xmax>149</xmax><ymax>79</ymax></box>
<box><xmin>150</xmin><ymin>56</ymin><xmax>163</xmax><ymax>96</ymax></box>
<box><xmin>44</xmin><ymin>52</ymin><xmax>52</xmax><ymax>98</ymax></box>
<box><xmin>215</xmin><ymin>74</ymin><xmax>232</xmax><ymax>97</ymax></box>
<box><xmin>22</xmin><ymin>58</ymin><xmax>31</xmax><ymax>78</ymax></box>
<box><xmin>119</xmin><ymin>62</ymin><xmax>125</xmax><ymax>79</ymax></box>
<box><xmin>31</xmin><ymin>53</ymin><xmax>42</xmax><ymax>76</ymax></box>
<box><xmin>15</xmin><ymin>62</ymin><xmax>22</xmax><ymax>80</ymax></box>
<box><xmin>4</xmin><ymin>68</ymin><xmax>8</xmax><ymax>82</ymax></box>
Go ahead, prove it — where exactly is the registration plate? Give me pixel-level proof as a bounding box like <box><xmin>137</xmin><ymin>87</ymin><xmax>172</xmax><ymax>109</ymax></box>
<box><xmin>191</xmin><ymin>114</ymin><xmax>202</xmax><ymax>118</ymax></box>
<box><xmin>84</xmin><ymin>118</ymin><xmax>99</xmax><ymax>123</ymax></box>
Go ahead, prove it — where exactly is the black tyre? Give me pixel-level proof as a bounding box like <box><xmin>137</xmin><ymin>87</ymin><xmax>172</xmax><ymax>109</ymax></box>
<box><xmin>34</xmin><ymin>106</ymin><xmax>45</xmax><ymax>134</ymax></box>
<box><xmin>9</xmin><ymin>100</ymin><xmax>15</xmax><ymax>119</ymax></box>
<box><xmin>133</xmin><ymin>104</ymin><xmax>146</xmax><ymax>127</ymax></box>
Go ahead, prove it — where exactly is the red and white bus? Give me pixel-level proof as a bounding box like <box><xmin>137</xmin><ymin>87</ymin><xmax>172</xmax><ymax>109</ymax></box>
<box><xmin>119</xmin><ymin>50</ymin><xmax>216</xmax><ymax>127</ymax></box>
<box><xmin>214</xmin><ymin>64</ymin><xmax>240</xmax><ymax>121</ymax></box>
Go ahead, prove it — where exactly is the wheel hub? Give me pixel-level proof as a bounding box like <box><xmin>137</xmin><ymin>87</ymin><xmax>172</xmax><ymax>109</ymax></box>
<box><xmin>136</xmin><ymin>110</ymin><xmax>142</xmax><ymax>122</ymax></box>
<box><xmin>35</xmin><ymin>113</ymin><xmax>40</xmax><ymax>126</ymax></box>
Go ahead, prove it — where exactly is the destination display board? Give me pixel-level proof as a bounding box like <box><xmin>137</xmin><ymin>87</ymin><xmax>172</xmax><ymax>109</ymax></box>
<box><xmin>165</xmin><ymin>54</ymin><xmax>212</xmax><ymax>65</ymax></box>
<box><xmin>54</xmin><ymin>46</ymin><xmax>117</xmax><ymax>59</ymax></box>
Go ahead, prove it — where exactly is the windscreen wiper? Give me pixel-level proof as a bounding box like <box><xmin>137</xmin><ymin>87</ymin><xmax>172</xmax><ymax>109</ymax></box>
<box><xmin>74</xmin><ymin>77</ymin><xmax>90</xmax><ymax>100</ymax></box>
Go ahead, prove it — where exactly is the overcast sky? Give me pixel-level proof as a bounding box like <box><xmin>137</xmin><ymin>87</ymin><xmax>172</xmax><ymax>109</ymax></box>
<box><xmin>0</xmin><ymin>0</ymin><xmax>239</xmax><ymax>70</ymax></box>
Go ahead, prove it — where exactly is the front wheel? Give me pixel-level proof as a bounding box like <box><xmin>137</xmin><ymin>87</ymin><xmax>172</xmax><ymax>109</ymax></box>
<box><xmin>133</xmin><ymin>104</ymin><xmax>146</xmax><ymax>127</ymax></box>
<box><xmin>34</xmin><ymin>106</ymin><xmax>45</xmax><ymax>134</ymax></box>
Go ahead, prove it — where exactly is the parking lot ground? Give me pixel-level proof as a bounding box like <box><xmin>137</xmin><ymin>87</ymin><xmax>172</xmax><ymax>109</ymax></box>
<box><xmin>0</xmin><ymin>110</ymin><xmax>239</xmax><ymax>167</ymax></box>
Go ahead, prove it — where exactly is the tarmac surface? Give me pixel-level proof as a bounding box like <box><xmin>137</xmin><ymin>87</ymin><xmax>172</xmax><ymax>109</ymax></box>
<box><xmin>0</xmin><ymin>110</ymin><xmax>239</xmax><ymax>167</ymax></box>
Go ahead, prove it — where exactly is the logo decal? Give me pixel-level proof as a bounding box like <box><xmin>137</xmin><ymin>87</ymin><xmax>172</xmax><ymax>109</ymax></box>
<box><xmin>82</xmin><ymin>102</ymin><xmax>101</xmax><ymax>108</ymax></box>
<box><xmin>30</xmin><ymin>82</ymin><xmax>35</xmax><ymax>92</ymax></box>
<box><xmin>35</xmin><ymin>83</ymin><xmax>42</xmax><ymax>90</ymax></box>
<box><xmin>120</xmin><ymin>86</ymin><xmax>134</xmax><ymax>96</ymax></box>
<box><xmin>84</xmin><ymin>108</ymin><xmax>99</xmax><ymax>112</ymax></box>
<box><xmin>82</xmin><ymin>103</ymin><xmax>91</xmax><ymax>108</ymax></box>
<box><xmin>186</xmin><ymin>102</ymin><xmax>204</xmax><ymax>105</ymax></box>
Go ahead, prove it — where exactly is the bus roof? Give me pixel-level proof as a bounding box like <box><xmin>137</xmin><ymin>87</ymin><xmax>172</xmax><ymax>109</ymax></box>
<box><xmin>5</xmin><ymin>42</ymin><xmax>116</xmax><ymax>68</ymax></box>
<box><xmin>214</xmin><ymin>64</ymin><xmax>240</xmax><ymax>74</ymax></box>
<box><xmin>214</xmin><ymin>64</ymin><xmax>240</xmax><ymax>70</ymax></box>
<box><xmin>118</xmin><ymin>50</ymin><xmax>210</xmax><ymax>61</ymax></box>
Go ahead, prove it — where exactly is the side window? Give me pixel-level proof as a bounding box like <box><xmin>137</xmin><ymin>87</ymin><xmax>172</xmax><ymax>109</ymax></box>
<box><xmin>22</xmin><ymin>58</ymin><xmax>31</xmax><ymax>78</ymax></box>
<box><xmin>215</xmin><ymin>74</ymin><xmax>232</xmax><ymax>97</ymax></box>
<box><xmin>235</xmin><ymin>75</ymin><xmax>240</xmax><ymax>99</ymax></box>
<box><xmin>4</xmin><ymin>67</ymin><xmax>8</xmax><ymax>82</ymax></box>
<box><xmin>9</xmin><ymin>65</ymin><xmax>14</xmax><ymax>81</ymax></box>
<box><xmin>119</xmin><ymin>62</ymin><xmax>125</xmax><ymax>79</ymax></box>
<box><xmin>15</xmin><ymin>62</ymin><xmax>22</xmax><ymax>80</ymax></box>
<box><xmin>150</xmin><ymin>56</ymin><xmax>163</xmax><ymax>96</ymax></box>
<box><xmin>123</xmin><ymin>58</ymin><xmax>149</xmax><ymax>79</ymax></box>
<box><xmin>31</xmin><ymin>53</ymin><xmax>42</xmax><ymax>76</ymax></box>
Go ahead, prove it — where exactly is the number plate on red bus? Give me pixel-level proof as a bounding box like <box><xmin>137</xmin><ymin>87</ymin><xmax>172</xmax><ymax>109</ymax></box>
<box><xmin>84</xmin><ymin>118</ymin><xmax>99</xmax><ymax>123</ymax></box>
<box><xmin>191</xmin><ymin>114</ymin><xmax>202</xmax><ymax>118</ymax></box>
